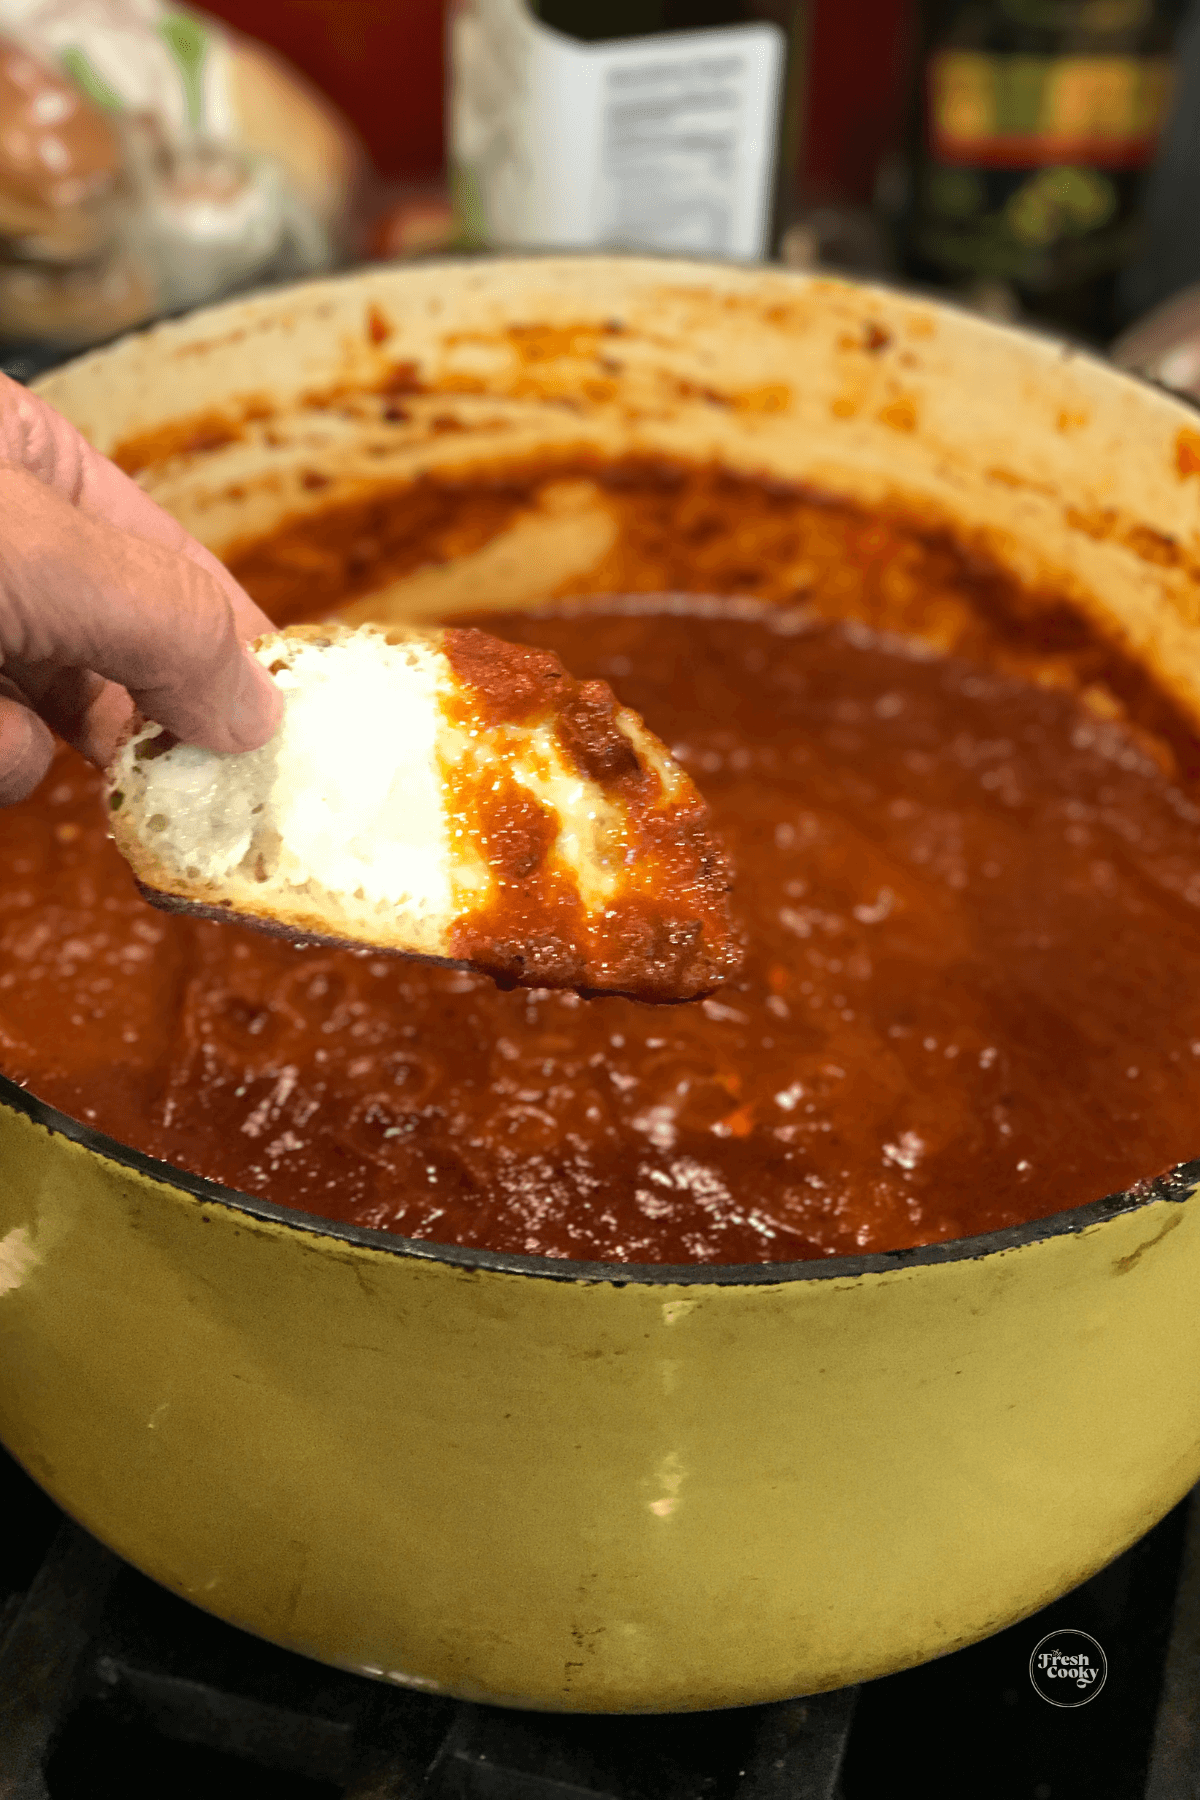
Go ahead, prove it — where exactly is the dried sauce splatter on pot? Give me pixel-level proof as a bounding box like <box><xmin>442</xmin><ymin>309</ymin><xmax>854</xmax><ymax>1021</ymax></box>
<box><xmin>5</xmin><ymin>593</ymin><xmax>1200</xmax><ymax>1263</ymax></box>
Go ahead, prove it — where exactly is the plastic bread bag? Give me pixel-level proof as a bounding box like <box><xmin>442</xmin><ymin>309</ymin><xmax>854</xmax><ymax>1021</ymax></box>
<box><xmin>0</xmin><ymin>0</ymin><xmax>364</xmax><ymax>344</ymax></box>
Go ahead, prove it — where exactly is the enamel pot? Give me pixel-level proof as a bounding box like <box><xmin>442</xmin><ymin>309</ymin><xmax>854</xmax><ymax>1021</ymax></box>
<box><xmin>3</xmin><ymin>257</ymin><xmax>1200</xmax><ymax>1712</ymax></box>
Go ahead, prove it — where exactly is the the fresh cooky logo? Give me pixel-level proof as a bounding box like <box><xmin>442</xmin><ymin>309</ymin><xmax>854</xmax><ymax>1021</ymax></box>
<box><xmin>1028</xmin><ymin>1629</ymin><xmax>1108</xmax><ymax>1707</ymax></box>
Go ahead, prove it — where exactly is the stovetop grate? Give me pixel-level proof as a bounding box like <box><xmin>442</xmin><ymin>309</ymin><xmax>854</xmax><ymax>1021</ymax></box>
<box><xmin>2</xmin><ymin>1445</ymin><xmax>1199</xmax><ymax>1800</ymax></box>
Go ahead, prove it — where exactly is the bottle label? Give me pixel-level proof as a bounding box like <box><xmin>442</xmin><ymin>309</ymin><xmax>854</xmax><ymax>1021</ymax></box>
<box><xmin>450</xmin><ymin>0</ymin><xmax>786</xmax><ymax>258</ymax></box>
<box><xmin>929</xmin><ymin>49</ymin><xmax>1174</xmax><ymax>170</ymax></box>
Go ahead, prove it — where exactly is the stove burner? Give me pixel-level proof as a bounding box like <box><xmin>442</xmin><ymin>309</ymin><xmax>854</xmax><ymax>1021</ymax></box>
<box><xmin>0</xmin><ymin>1445</ymin><xmax>1197</xmax><ymax>1799</ymax></box>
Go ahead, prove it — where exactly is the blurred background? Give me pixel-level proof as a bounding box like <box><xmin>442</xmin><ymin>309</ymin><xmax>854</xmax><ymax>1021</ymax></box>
<box><xmin>3</xmin><ymin>0</ymin><xmax>1200</xmax><ymax>393</ymax></box>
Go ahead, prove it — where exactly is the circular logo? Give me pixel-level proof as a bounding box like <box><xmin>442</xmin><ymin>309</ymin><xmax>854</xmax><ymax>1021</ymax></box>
<box><xmin>1029</xmin><ymin>1630</ymin><xmax>1108</xmax><ymax>1707</ymax></box>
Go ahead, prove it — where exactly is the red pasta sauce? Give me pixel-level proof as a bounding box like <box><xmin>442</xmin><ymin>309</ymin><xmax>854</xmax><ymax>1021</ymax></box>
<box><xmin>4</xmin><ymin>464</ymin><xmax>1200</xmax><ymax>1263</ymax></box>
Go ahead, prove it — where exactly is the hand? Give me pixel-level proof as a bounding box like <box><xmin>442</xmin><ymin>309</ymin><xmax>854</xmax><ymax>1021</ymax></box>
<box><xmin>0</xmin><ymin>371</ymin><xmax>283</xmax><ymax>806</ymax></box>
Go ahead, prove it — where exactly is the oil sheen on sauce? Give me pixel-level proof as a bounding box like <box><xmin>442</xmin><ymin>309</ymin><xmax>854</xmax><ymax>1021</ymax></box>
<box><xmin>5</xmin><ymin>595</ymin><xmax>1200</xmax><ymax>1263</ymax></box>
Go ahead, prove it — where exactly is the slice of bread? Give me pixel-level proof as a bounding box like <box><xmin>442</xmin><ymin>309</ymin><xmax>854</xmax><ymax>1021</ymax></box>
<box><xmin>106</xmin><ymin>622</ymin><xmax>744</xmax><ymax>1000</ymax></box>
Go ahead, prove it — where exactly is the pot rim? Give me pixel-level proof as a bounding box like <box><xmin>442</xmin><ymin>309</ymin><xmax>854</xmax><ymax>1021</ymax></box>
<box><xmin>4</xmin><ymin>1072</ymin><xmax>1196</xmax><ymax>1287</ymax></box>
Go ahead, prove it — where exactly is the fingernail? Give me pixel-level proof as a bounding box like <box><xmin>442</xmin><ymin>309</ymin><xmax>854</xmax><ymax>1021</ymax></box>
<box><xmin>228</xmin><ymin>649</ymin><xmax>285</xmax><ymax>752</ymax></box>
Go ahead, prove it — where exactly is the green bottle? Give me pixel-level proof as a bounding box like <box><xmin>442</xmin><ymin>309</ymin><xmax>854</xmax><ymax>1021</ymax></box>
<box><xmin>905</xmin><ymin>0</ymin><xmax>1185</xmax><ymax>338</ymax></box>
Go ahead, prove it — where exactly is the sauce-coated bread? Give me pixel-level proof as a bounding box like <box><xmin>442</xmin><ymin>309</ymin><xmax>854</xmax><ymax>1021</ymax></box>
<box><xmin>106</xmin><ymin>622</ymin><xmax>743</xmax><ymax>1000</ymax></box>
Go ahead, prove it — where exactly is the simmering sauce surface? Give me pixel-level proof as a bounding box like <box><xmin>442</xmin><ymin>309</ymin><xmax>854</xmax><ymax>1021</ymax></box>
<box><xmin>4</xmin><ymin>595</ymin><xmax>1200</xmax><ymax>1262</ymax></box>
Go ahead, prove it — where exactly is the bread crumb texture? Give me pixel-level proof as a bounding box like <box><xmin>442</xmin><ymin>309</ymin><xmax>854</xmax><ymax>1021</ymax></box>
<box><xmin>107</xmin><ymin>624</ymin><xmax>743</xmax><ymax>999</ymax></box>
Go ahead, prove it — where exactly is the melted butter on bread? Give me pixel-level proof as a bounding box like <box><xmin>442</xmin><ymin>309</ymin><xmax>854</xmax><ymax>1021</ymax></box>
<box><xmin>107</xmin><ymin>622</ymin><xmax>743</xmax><ymax>1000</ymax></box>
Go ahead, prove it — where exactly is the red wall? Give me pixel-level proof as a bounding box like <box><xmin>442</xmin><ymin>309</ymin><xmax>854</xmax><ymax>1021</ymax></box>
<box><xmin>200</xmin><ymin>0</ymin><xmax>448</xmax><ymax>181</ymax></box>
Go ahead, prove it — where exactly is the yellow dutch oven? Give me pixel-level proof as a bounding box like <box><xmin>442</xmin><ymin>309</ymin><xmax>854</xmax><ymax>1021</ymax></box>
<box><xmin>3</xmin><ymin>257</ymin><xmax>1200</xmax><ymax>1713</ymax></box>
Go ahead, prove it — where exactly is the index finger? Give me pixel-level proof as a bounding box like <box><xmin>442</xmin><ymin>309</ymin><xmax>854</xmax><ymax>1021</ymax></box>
<box><xmin>0</xmin><ymin>371</ymin><xmax>274</xmax><ymax>641</ymax></box>
<box><xmin>0</xmin><ymin>464</ymin><xmax>283</xmax><ymax>762</ymax></box>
